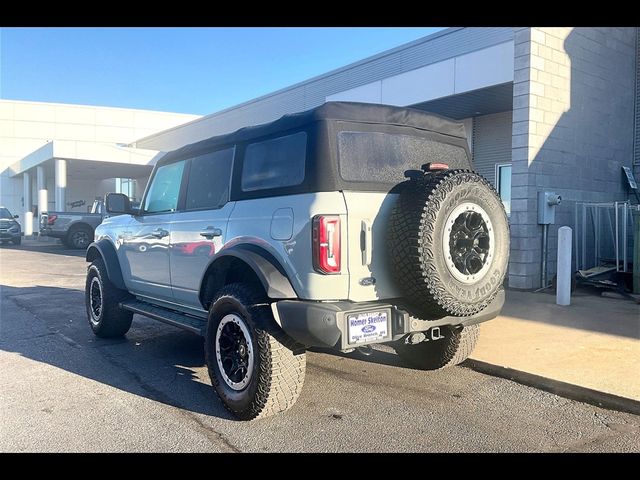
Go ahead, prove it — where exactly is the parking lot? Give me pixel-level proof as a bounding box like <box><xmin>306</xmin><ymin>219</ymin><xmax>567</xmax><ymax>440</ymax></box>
<box><xmin>1</xmin><ymin>242</ymin><xmax>639</xmax><ymax>452</ymax></box>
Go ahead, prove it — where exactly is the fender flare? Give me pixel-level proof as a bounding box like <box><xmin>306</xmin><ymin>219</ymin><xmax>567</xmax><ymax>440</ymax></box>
<box><xmin>199</xmin><ymin>245</ymin><xmax>298</xmax><ymax>307</ymax></box>
<box><xmin>85</xmin><ymin>239</ymin><xmax>126</xmax><ymax>290</ymax></box>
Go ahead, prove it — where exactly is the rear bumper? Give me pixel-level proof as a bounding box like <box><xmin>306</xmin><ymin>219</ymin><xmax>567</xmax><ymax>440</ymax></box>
<box><xmin>273</xmin><ymin>289</ymin><xmax>505</xmax><ymax>349</ymax></box>
<box><xmin>39</xmin><ymin>227</ymin><xmax>65</xmax><ymax>239</ymax></box>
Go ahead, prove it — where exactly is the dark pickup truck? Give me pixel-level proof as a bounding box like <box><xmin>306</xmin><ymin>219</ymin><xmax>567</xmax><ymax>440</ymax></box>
<box><xmin>40</xmin><ymin>199</ymin><xmax>105</xmax><ymax>249</ymax></box>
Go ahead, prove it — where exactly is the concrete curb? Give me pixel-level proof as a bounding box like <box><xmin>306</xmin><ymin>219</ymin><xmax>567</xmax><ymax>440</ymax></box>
<box><xmin>464</xmin><ymin>359</ymin><xmax>640</xmax><ymax>416</ymax></box>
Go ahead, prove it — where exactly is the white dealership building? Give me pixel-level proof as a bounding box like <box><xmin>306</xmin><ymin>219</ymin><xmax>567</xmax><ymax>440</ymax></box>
<box><xmin>0</xmin><ymin>100</ymin><xmax>200</xmax><ymax>233</ymax></box>
<box><xmin>1</xmin><ymin>27</ymin><xmax>638</xmax><ymax>289</ymax></box>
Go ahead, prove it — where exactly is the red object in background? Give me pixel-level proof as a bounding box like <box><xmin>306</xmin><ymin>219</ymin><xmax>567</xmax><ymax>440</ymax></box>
<box><xmin>174</xmin><ymin>241</ymin><xmax>216</xmax><ymax>257</ymax></box>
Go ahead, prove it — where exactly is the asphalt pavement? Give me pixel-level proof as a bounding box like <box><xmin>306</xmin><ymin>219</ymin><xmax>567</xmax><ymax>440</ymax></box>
<box><xmin>1</xmin><ymin>242</ymin><xmax>639</xmax><ymax>452</ymax></box>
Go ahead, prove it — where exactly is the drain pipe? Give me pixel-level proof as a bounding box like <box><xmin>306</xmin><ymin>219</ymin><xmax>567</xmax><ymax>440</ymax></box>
<box><xmin>541</xmin><ymin>223</ymin><xmax>549</xmax><ymax>288</ymax></box>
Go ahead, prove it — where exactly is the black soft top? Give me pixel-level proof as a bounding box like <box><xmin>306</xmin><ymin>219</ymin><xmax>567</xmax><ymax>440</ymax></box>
<box><xmin>161</xmin><ymin>101</ymin><xmax>466</xmax><ymax>161</ymax></box>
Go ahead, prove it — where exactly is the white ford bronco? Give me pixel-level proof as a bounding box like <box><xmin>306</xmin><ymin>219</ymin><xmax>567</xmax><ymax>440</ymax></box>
<box><xmin>85</xmin><ymin>102</ymin><xmax>509</xmax><ymax>420</ymax></box>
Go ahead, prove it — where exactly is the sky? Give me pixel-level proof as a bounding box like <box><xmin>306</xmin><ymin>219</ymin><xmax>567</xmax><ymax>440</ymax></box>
<box><xmin>0</xmin><ymin>27</ymin><xmax>445</xmax><ymax>116</ymax></box>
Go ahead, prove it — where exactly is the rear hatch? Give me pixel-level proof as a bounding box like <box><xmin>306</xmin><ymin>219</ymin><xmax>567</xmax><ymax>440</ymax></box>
<box><xmin>337</xmin><ymin>129</ymin><xmax>471</xmax><ymax>302</ymax></box>
<box><xmin>342</xmin><ymin>191</ymin><xmax>401</xmax><ymax>302</ymax></box>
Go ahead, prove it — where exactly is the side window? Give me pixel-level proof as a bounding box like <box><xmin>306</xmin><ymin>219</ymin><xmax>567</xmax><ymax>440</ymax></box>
<box><xmin>338</xmin><ymin>131</ymin><xmax>468</xmax><ymax>184</ymax></box>
<box><xmin>185</xmin><ymin>148</ymin><xmax>234</xmax><ymax>210</ymax></box>
<box><xmin>143</xmin><ymin>160</ymin><xmax>186</xmax><ymax>214</ymax></box>
<box><xmin>241</xmin><ymin>132</ymin><xmax>306</xmax><ymax>192</ymax></box>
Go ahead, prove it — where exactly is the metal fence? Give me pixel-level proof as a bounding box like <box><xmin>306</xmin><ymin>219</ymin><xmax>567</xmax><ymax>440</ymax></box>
<box><xmin>574</xmin><ymin>201</ymin><xmax>639</xmax><ymax>272</ymax></box>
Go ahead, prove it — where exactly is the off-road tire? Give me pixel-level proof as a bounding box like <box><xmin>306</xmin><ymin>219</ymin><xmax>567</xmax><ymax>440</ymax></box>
<box><xmin>85</xmin><ymin>257</ymin><xmax>133</xmax><ymax>338</ymax></box>
<box><xmin>394</xmin><ymin>324</ymin><xmax>480</xmax><ymax>370</ymax></box>
<box><xmin>67</xmin><ymin>224</ymin><xmax>94</xmax><ymax>249</ymax></box>
<box><xmin>205</xmin><ymin>283</ymin><xmax>306</xmax><ymax>421</ymax></box>
<box><xmin>388</xmin><ymin>169</ymin><xmax>509</xmax><ymax>318</ymax></box>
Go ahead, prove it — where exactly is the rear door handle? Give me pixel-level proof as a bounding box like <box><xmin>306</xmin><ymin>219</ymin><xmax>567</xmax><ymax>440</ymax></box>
<box><xmin>151</xmin><ymin>228</ymin><xmax>169</xmax><ymax>238</ymax></box>
<box><xmin>200</xmin><ymin>227</ymin><xmax>222</xmax><ymax>239</ymax></box>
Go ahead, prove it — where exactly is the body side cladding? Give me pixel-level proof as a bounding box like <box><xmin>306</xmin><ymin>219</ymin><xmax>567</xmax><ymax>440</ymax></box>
<box><xmin>85</xmin><ymin>240</ymin><xmax>126</xmax><ymax>290</ymax></box>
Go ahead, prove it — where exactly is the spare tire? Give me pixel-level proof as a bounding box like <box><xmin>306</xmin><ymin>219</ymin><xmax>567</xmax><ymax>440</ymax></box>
<box><xmin>388</xmin><ymin>169</ymin><xmax>509</xmax><ymax>318</ymax></box>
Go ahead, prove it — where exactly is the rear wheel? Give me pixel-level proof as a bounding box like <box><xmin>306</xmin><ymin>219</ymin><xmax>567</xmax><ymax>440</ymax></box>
<box><xmin>205</xmin><ymin>283</ymin><xmax>306</xmax><ymax>420</ymax></box>
<box><xmin>85</xmin><ymin>258</ymin><xmax>133</xmax><ymax>338</ymax></box>
<box><xmin>67</xmin><ymin>225</ymin><xmax>94</xmax><ymax>249</ymax></box>
<box><xmin>394</xmin><ymin>324</ymin><xmax>480</xmax><ymax>370</ymax></box>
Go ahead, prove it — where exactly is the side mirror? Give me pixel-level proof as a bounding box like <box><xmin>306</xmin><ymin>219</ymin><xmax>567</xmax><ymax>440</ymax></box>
<box><xmin>105</xmin><ymin>193</ymin><xmax>131</xmax><ymax>215</ymax></box>
<box><xmin>13</xmin><ymin>215</ymin><xmax>19</xmax><ymax>219</ymax></box>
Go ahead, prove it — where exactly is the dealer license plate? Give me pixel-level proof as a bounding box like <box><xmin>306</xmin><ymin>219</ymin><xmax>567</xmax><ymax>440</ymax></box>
<box><xmin>347</xmin><ymin>311</ymin><xmax>389</xmax><ymax>344</ymax></box>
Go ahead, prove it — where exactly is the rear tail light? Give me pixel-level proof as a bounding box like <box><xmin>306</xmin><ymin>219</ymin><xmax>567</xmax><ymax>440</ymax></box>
<box><xmin>312</xmin><ymin>215</ymin><xmax>341</xmax><ymax>274</ymax></box>
<box><xmin>47</xmin><ymin>214</ymin><xmax>58</xmax><ymax>225</ymax></box>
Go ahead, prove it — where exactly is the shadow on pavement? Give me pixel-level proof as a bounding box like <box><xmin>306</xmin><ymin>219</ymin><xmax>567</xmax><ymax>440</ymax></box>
<box><xmin>0</xmin><ymin>282</ymin><xmax>419</xmax><ymax>420</ymax></box>
<box><xmin>0</xmin><ymin>241</ymin><xmax>86</xmax><ymax>258</ymax></box>
<box><xmin>310</xmin><ymin>345</ymin><xmax>406</xmax><ymax>369</ymax></box>
<box><xmin>0</xmin><ymin>284</ymin><xmax>234</xmax><ymax>420</ymax></box>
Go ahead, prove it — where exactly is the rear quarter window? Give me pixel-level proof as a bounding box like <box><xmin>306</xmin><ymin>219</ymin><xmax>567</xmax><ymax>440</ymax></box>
<box><xmin>338</xmin><ymin>131</ymin><xmax>468</xmax><ymax>184</ymax></box>
<box><xmin>185</xmin><ymin>148</ymin><xmax>234</xmax><ymax>210</ymax></box>
<box><xmin>241</xmin><ymin>132</ymin><xmax>307</xmax><ymax>192</ymax></box>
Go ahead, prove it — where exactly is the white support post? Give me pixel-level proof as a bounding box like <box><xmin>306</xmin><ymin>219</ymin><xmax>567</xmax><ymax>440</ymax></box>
<box><xmin>55</xmin><ymin>159</ymin><xmax>67</xmax><ymax>211</ymax></box>
<box><xmin>37</xmin><ymin>165</ymin><xmax>47</xmax><ymax>233</ymax></box>
<box><xmin>23</xmin><ymin>171</ymin><xmax>33</xmax><ymax>237</ymax></box>
<box><xmin>24</xmin><ymin>211</ymin><xmax>33</xmax><ymax>237</ymax></box>
<box><xmin>556</xmin><ymin>226</ymin><xmax>572</xmax><ymax>306</ymax></box>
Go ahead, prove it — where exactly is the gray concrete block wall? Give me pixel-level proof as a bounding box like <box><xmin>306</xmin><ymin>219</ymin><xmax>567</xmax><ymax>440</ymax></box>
<box><xmin>509</xmin><ymin>27</ymin><xmax>636</xmax><ymax>289</ymax></box>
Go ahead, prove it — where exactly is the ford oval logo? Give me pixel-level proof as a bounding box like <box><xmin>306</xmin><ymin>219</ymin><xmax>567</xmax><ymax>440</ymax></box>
<box><xmin>362</xmin><ymin>325</ymin><xmax>376</xmax><ymax>333</ymax></box>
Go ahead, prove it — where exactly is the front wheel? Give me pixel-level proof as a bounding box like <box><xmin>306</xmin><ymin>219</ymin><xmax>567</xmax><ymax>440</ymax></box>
<box><xmin>205</xmin><ymin>283</ymin><xmax>306</xmax><ymax>420</ymax></box>
<box><xmin>85</xmin><ymin>258</ymin><xmax>133</xmax><ymax>338</ymax></box>
<box><xmin>12</xmin><ymin>237</ymin><xmax>21</xmax><ymax>245</ymax></box>
<box><xmin>394</xmin><ymin>324</ymin><xmax>480</xmax><ymax>370</ymax></box>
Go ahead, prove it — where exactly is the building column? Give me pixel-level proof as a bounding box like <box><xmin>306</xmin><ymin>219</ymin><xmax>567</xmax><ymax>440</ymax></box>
<box><xmin>54</xmin><ymin>159</ymin><xmax>67</xmax><ymax>212</ymax></box>
<box><xmin>23</xmin><ymin>171</ymin><xmax>33</xmax><ymax>237</ymax></box>
<box><xmin>37</xmin><ymin>165</ymin><xmax>48</xmax><ymax>233</ymax></box>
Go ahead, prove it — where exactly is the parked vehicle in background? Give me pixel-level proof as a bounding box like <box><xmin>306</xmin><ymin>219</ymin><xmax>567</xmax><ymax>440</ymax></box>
<box><xmin>84</xmin><ymin>102</ymin><xmax>510</xmax><ymax>420</ymax></box>
<box><xmin>0</xmin><ymin>207</ymin><xmax>22</xmax><ymax>245</ymax></box>
<box><xmin>40</xmin><ymin>199</ymin><xmax>110</xmax><ymax>249</ymax></box>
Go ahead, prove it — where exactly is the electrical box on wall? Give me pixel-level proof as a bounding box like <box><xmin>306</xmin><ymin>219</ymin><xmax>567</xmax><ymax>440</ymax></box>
<box><xmin>538</xmin><ymin>191</ymin><xmax>562</xmax><ymax>224</ymax></box>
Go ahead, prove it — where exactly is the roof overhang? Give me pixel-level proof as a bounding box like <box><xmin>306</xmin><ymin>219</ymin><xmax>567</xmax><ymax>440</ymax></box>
<box><xmin>412</xmin><ymin>82</ymin><xmax>514</xmax><ymax>119</ymax></box>
<box><xmin>8</xmin><ymin>140</ymin><xmax>163</xmax><ymax>178</ymax></box>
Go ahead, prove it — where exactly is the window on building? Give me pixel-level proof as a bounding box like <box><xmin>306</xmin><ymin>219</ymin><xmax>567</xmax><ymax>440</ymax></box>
<box><xmin>496</xmin><ymin>163</ymin><xmax>512</xmax><ymax>216</ymax></box>
<box><xmin>241</xmin><ymin>132</ymin><xmax>306</xmax><ymax>192</ymax></box>
<box><xmin>116</xmin><ymin>178</ymin><xmax>136</xmax><ymax>200</ymax></box>
<box><xmin>143</xmin><ymin>161</ymin><xmax>186</xmax><ymax>214</ymax></box>
<box><xmin>185</xmin><ymin>148</ymin><xmax>234</xmax><ymax>210</ymax></box>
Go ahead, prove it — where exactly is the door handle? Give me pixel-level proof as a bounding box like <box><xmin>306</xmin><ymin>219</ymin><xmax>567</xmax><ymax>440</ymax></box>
<box><xmin>200</xmin><ymin>227</ymin><xmax>223</xmax><ymax>239</ymax></box>
<box><xmin>151</xmin><ymin>228</ymin><xmax>169</xmax><ymax>238</ymax></box>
